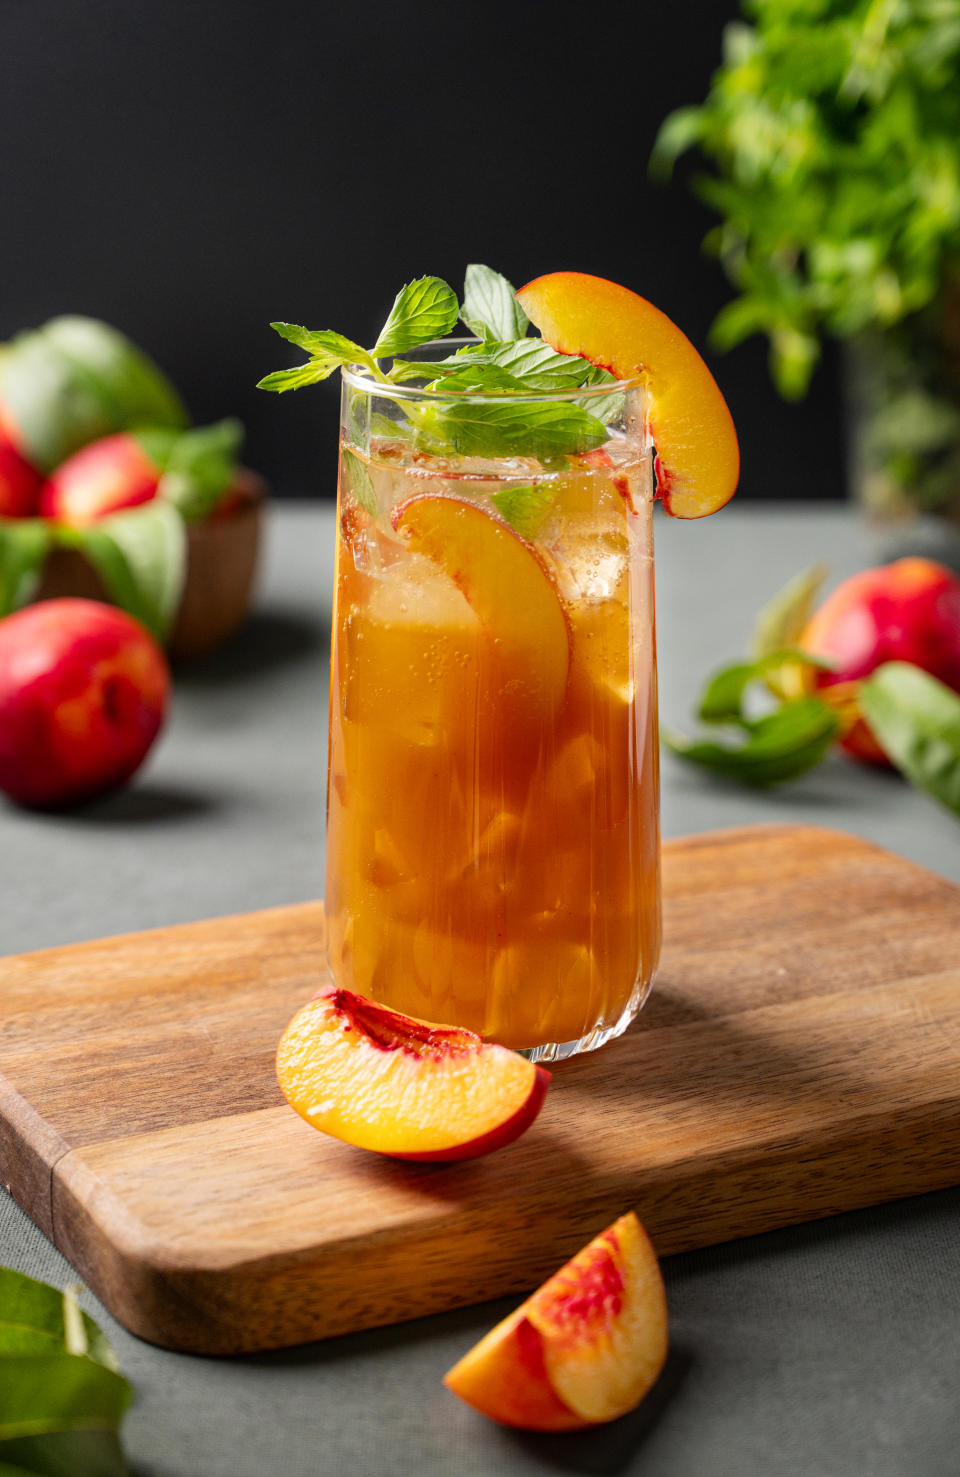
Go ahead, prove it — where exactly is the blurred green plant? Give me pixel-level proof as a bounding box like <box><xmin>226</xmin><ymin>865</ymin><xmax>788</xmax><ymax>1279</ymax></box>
<box><xmin>652</xmin><ymin>0</ymin><xmax>960</xmax><ymax>418</ymax></box>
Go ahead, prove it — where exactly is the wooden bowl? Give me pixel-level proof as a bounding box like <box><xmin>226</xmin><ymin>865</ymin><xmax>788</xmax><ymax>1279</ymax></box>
<box><xmin>32</xmin><ymin>471</ymin><xmax>265</xmax><ymax>662</ymax></box>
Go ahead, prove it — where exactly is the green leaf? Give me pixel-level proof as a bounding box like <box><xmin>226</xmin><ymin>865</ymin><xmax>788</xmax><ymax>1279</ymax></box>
<box><xmin>0</xmin><ymin>1429</ymin><xmax>128</xmax><ymax>1476</ymax></box>
<box><xmin>269</xmin><ymin>324</ymin><xmax>369</xmax><ymax>364</ymax></box>
<box><xmin>0</xmin><ymin>521</ymin><xmax>51</xmax><ymax>617</ymax></box>
<box><xmin>697</xmin><ymin>647</ymin><xmax>834</xmax><ymax>724</ymax></box>
<box><xmin>422</xmin><ymin>363</ymin><xmax>529</xmax><ymax>394</ymax></box>
<box><xmin>665</xmin><ymin>697</ymin><xmax>841</xmax><ymax>786</ymax></box>
<box><xmin>0</xmin><ymin>1269</ymin><xmax>131</xmax><ymax>1476</ymax></box>
<box><xmin>0</xmin><ymin>1272</ymin><xmax>116</xmax><ymax>1372</ymax></box>
<box><xmin>0</xmin><ymin>1356</ymin><xmax>131</xmax><ymax>1442</ymax></box>
<box><xmin>490</xmin><ymin>484</ymin><xmax>555</xmax><ymax>540</ymax></box>
<box><xmin>372</xmin><ymin>277</ymin><xmax>460</xmax><ymax>359</ymax></box>
<box><xmin>257</xmin><ymin>363</ymin><xmax>337</xmax><ymax>394</ymax></box>
<box><xmin>60</xmin><ymin>500</ymin><xmax>186</xmax><ymax>642</ymax></box>
<box><xmin>42</xmin><ymin>317</ymin><xmax>187</xmax><ymax>439</ymax></box>
<box><xmin>859</xmin><ymin>662</ymin><xmax>960</xmax><ymax>817</ymax></box>
<box><xmin>752</xmin><ymin>564</ymin><xmax>830</xmax><ymax>659</ymax></box>
<box><xmin>432</xmin><ymin>399</ymin><xmax>608</xmax><ymax>459</ymax></box>
<box><xmin>157</xmin><ymin>419</ymin><xmax>244</xmax><ymax>522</ymax></box>
<box><xmin>341</xmin><ymin>448</ymin><xmax>378</xmax><ymax>517</ymax></box>
<box><xmin>460</xmin><ymin>265</ymin><xmax>530</xmax><ymax>342</ymax></box>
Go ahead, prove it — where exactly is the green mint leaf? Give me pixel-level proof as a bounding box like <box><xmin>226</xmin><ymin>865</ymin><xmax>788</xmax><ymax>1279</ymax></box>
<box><xmin>0</xmin><ymin>520</ymin><xmax>51</xmax><ymax>617</ymax></box>
<box><xmin>157</xmin><ymin>419</ymin><xmax>243</xmax><ymax>522</ymax></box>
<box><xmin>259</xmin><ymin>326</ymin><xmax>374</xmax><ymax>394</ymax></box>
<box><xmin>426</xmin><ymin>363</ymin><xmax>529</xmax><ymax>394</ymax></box>
<box><xmin>452</xmin><ymin>339</ymin><xmax>591</xmax><ymax>389</ymax></box>
<box><xmin>859</xmin><ymin>662</ymin><xmax>960</xmax><ymax>817</ymax></box>
<box><xmin>342</xmin><ymin>448</ymin><xmax>378</xmax><ymax>517</ymax></box>
<box><xmin>372</xmin><ymin>278</ymin><xmax>460</xmax><ymax>359</ymax></box>
<box><xmin>368</xmin><ymin>411</ymin><xmax>412</xmax><ymax>441</ymax></box>
<box><xmin>431</xmin><ymin>400</ymin><xmax>608</xmax><ymax>459</ymax></box>
<box><xmin>460</xmin><ymin>265</ymin><xmax>530</xmax><ymax>342</ymax></box>
<box><xmin>665</xmin><ymin>697</ymin><xmax>841</xmax><ymax>786</ymax></box>
<box><xmin>59</xmin><ymin>501</ymin><xmax>186</xmax><ymax>642</ymax></box>
<box><xmin>0</xmin><ymin>1428</ymin><xmax>130</xmax><ymax>1476</ymax></box>
<box><xmin>697</xmin><ymin>647</ymin><xmax>834</xmax><ymax>724</ymax></box>
<box><xmin>490</xmin><ymin>483</ymin><xmax>555</xmax><ymax>540</ymax></box>
<box><xmin>257</xmin><ymin>363</ymin><xmax>337</xmax><ymax>394</ymax></box>
<box><xmin>269</xmin><ymin>324</ymin><xmax>369</xmax><ymax>363</ymax></box>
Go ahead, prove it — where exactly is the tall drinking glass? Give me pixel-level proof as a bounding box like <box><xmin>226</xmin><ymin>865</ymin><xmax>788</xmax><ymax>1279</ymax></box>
<box><xmin>325</xmin><ymin>345</ymin><xmax>660</xmax><ymax>1061</ymax></box>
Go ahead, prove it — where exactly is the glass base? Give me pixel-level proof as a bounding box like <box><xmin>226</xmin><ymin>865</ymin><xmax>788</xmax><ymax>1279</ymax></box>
<box><xmin>516</xmin><ymin>976</ymin><xmax>653</xmax><ymax>1064</ymax></box>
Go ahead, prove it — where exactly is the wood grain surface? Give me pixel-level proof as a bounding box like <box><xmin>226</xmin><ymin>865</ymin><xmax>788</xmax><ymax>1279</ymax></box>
<box><xmin>2</xmin><ymin>825</ymin><xmax>959</xmax><ymax>1355</ymax></box>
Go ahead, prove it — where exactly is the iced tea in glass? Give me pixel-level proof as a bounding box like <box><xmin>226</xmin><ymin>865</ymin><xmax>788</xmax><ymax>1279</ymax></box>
<box><xmin>325</xmin><ymin>349</ymin><xmax>660</xmax><ymax>1060</ymax></box>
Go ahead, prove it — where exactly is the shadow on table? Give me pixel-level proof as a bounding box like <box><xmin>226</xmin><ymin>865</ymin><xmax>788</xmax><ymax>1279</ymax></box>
<box><xmin>32</xmin><ymin>782</ymin><xmax>220</xmax><ymax>827</ymax></box>
<box><xmin>500</xmin><ymin>1342</ymin><xmax>692</xmax><ymax>1475</ymax></box>
<box><xmin>176</xmin><ymin>608</ymin><xmax>327</xmax><ymax>687</ymax></box>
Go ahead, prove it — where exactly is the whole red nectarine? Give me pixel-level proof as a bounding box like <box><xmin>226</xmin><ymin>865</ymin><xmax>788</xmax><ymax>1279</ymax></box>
<box><xmin>802</xmin><ymin>558</ymin><xmax>960</xmax><ymax>764</ymax></box>
<box><xmin>0</xmin><ymin>598</ymin><xmax>169</xmax><ymax>808</ymax></box>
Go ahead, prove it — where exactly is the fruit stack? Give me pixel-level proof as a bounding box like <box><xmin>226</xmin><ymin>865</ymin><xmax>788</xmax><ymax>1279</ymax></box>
<box><xmin>0</xmin><ymin>315</ymin><xmax>263</xmax><ymax>660</ymax></box>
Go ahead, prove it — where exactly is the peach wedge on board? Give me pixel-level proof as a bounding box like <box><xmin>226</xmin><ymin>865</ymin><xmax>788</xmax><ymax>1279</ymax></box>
<box><xmin>517</xmin><ymin>272</ymin><xmax>739</xmax><ymax>518</ymax></box>
<box><xmin>276</xmin><ymin>986</ymin><xmax>550</xmax><ymax>1161</ymax></box>
<box><xmin>444</xmin><ymin>1211</ymin><xmax>668</xmax><ymax>1430</ymax></box>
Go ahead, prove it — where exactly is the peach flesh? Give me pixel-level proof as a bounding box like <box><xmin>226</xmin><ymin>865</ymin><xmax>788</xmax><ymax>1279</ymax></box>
<box><xmin>276</xmin><ymin>986</ymin><xmax>550</xmax><ymax>1162</ymax></box>
<box><xmin>444</xmin><ymin>1211</ymin><xmax>668</xmax><ymax>1430</ymax></box>
<box><xmin>516</xmin><ymin>271</ymin><xmax>739</xmax><ymax>519</ymax></box>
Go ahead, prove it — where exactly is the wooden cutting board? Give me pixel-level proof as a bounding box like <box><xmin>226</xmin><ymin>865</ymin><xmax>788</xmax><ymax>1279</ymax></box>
<box><xmin>2</xmin><ymin>825</ymin><xmax>959</xmax><ymax>1355</ymax></box>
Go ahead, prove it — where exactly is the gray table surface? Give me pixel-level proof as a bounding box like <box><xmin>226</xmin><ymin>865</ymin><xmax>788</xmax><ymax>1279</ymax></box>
<box><xmin>2</xmin><ymin>503</ymin><xmax>958</xmax><ymax>1477</ymax></box>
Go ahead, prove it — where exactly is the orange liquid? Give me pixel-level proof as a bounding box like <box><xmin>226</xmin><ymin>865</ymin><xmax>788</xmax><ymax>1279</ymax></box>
<box><xmin>325</xmin><ymin>443</ymin><xmax>661</xmax><ymax>1055</ymax></box>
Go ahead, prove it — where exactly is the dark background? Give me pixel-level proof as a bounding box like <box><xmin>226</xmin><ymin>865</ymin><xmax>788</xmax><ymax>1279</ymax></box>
<box><xmin>0</xmin><ymin>0</ymin><xmax>844</xmax><ymax>501</ymax></box>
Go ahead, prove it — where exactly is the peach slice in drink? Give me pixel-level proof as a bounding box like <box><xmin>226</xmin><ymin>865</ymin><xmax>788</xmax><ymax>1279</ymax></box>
<box><xmin>516</xmin><ymin>272</ymin><xmax>739</xmax><ymax>518</ymax></box>
<box><xmin>277</xmin><ymin>986</ymin><xmax>550</xmax><ymax>1160</ymax></box>
<box><xmin>444</xmin><ymin>1211</ymin><xmax>668</xmax><ymax>1429</ymax></box>
<box><xmin>391</xmin><ymin>494</ymin><xmax>571</xmax><ymax>729</ymax></box>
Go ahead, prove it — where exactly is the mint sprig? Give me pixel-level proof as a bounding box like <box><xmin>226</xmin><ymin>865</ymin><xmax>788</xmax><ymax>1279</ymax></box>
<box><xmin>460</xmin><ymin>264</ymin><xmax>530</xmax><ymax>342</ymax></box>
<box><xmin>259</xmin><ymin>265</ymin><xmax>623</xmax><ymax>460</ymax></box>
<box><xmin>860</xmin><ymin>663</ymin><xmax>960</xmax><ymax>818</ymax></box>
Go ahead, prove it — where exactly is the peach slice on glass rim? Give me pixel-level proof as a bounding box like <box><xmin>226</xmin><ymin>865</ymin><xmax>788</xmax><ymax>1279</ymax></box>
<box><xmin>516</xmin><ymin>272</ymin><xmax>739</xmax><ymax>519</ymax></box>
<box><xmin>276</xmin><ymin>985</ymin><xmax>550</xmax><ymax>1161</ymax></box>
<box><xmin>444</xmin><ymin>1211</ymin><xmax>667</xmax><ymax>1430</ymax></box>
<box><xmin>391</xmin><ymin>494</ymin><xmax>570</xmax><ymax>719</ymax></box>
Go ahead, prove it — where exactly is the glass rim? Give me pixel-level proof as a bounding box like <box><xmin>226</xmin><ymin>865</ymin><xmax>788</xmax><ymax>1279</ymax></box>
<box><xmin>340</xmin><ymin>336</ymin><xmax>645</xmax><ymax>404</ymax></box>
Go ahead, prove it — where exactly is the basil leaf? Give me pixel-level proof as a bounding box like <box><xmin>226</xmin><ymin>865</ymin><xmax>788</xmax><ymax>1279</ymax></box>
<box><xmin>0</xmin><ymin>1355</ymin><xmax>131</xmax><ymax>1442</ymax></box>
<box><xmin>433</xmin><ymin>400</ymin><xmax>608</xmax><ymax>458</ymax></box>
<box><xmin>698</xmin><ymin>647</ymin><xmax>834</xmax><ymax>724</ymax></box>
<box><xmin>372</xmin><ymin>277</ymin><xmax>460</xmax><ymax>359</ymax></box>
<box><xmin>341</xmin><ymin>449</ymin><xmax>378</xmax><ymax>517</ymax></box>
<box><xmin>0</xmin><ymin>521</ymin><xmax>51</xmax><ymax>617</ymax></box>
<box><xmin>460</xmin><ymin>265</ymin><xmax>530</xmax><ymax>342</ymax></box>
<box><xmin>59</xmin><ymin>500</ymin><xmax>186</xmax><ymax>642</ymax></box>
<box><xmin>157</xmin><ymin>419</ymin><xmax>243</xmax><ymax>522</ymax></box>
<box><xmin>665</xmin><ymin>697</ymin><xmax>841</xmax><ymax>786</ymax></box>
<box><xmin>859</xmin><ymin>661</ymin><xmax>960</xmax><ymax>817</ymax></box>
<box><xmin>490</xmin><ymin>484</ymin><xmax>555</xmax><ymax>540</ymax></box>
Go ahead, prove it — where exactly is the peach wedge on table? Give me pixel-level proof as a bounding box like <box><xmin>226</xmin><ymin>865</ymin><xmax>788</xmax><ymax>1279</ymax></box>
<box><xmin>444</xmin><ymin>1212</ymin><xmax>668</xmax><ymax>1430</ymax></box>
<box><xmin>516</xmin><ymin>271</ymin><xmax>739</xmax><ymax>518</ymax></box>
<box><xmin>276</xmin><ymin>986</ymin><xmax>550</xmax><ymax>1161</ymax></box>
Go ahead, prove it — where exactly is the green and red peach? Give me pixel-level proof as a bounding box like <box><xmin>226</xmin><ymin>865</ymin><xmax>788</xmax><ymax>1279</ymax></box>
<box><xmin>802</xmin><ymin>558</ymin><xmax>960</xmax><ymax>764</ymax></box>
